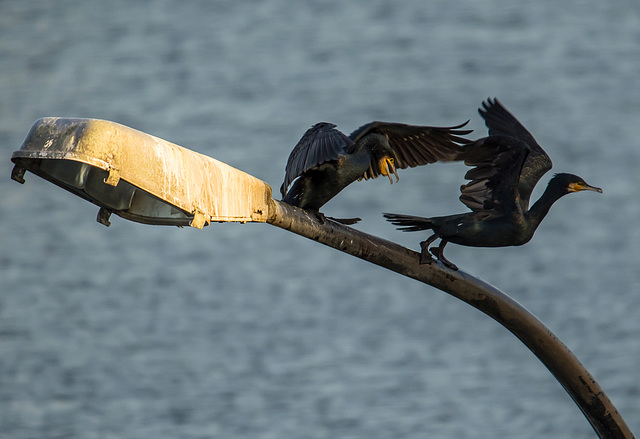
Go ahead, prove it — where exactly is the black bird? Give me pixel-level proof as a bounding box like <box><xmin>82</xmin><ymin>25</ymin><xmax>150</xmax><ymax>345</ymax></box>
<box><xmin>384</xmin><ymin>98</ymin><xmax>602</xmax><ymax>270</ymax></box>
<box><xmin>280</xmin><ymin>120</ymin><xmax>472</xmax><ymax>223</ymax></box>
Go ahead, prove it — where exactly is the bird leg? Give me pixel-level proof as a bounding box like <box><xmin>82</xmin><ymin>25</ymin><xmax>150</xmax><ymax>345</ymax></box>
<box><xmin>429</xmin><ymin>240</ymin><xmax>458</xmax><ymax>271</ymax></box>
<box><xmin>419</xmin><ymin>234</ymin><xmax>439</xmax><ymax>264</ymax></box>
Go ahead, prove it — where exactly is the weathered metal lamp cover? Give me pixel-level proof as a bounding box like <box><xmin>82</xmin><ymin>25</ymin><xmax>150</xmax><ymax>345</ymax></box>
<box><xmin>11</xmin><ymin>117</ymin><xmax>272</xmax><ymax>228</ymax></box>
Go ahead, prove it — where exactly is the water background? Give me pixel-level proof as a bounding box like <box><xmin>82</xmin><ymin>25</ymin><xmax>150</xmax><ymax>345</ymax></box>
<box><xmin>1</xmin><ymin>1</ymin><xmax>639</xmax><ymax>438</ymax></box>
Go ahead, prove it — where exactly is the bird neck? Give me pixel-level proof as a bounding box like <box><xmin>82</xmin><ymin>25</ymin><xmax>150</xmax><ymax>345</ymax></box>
<box><xmin>351</xmin><ymin>141</ymin><xmax>372</xmax><ymax>156</ymax></box>
<box><xmin>526</xmin><ymin>182</ymin><xmax>568</xmax><ymax>225</ymax></box>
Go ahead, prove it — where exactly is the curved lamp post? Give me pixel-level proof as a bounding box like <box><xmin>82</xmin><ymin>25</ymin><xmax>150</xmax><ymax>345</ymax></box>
<box><xmin>11</xmin><ymin>117</ymin><xmax>634</xmax><ymax>439</ymax></box>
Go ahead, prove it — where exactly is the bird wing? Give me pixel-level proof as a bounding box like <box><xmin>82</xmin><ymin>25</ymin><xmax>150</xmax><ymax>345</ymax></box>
<box><xmin>348</xmin><ymin>121</ymin><xmax>472</xmax><ymax>180</ymax></box>
<box><xmin>280</xmin><ymin>123</ymin><xmax>354</xmax><ymax>197</ymax></box>
<box><xmin>459</xmin><ymin>136</ymin><xmax>530</xmax><ymax>214</ymax></box>
<box><xmin>479</xmin><ymin>98</ymin><xmax>553</xmax><ymax>209</ymax></box>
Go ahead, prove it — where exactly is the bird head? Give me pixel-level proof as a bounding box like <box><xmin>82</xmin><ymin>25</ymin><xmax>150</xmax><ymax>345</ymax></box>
<box><xmin>365</xmin><ymin>134</ymin><xmax>399</xmax><ymax>184</ymax></box>
<box><xmin>552</xmin><ymin>173</ymin><xmax>603</xmax><ymax>194</ymax></box>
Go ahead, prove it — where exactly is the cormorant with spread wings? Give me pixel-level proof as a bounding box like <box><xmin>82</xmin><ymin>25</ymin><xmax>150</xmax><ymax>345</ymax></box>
<box><xmin>385</xmin><ymin>98</ymin><xmax>601</xmax><ymax>270</ymax></box>
<box><xmin>280</xmin><ymin>120</ymin><xmax>472</xmax><ymax>223</ymax></box>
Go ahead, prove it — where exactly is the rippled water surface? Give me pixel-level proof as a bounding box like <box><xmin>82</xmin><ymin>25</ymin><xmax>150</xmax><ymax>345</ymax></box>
<box><xmin>1</xmin><ymin>1</ymin><xmax>639</xmax><ymax>438</ymax></box>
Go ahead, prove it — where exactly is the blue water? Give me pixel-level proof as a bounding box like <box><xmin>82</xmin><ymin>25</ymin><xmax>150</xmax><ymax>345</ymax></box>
<box><xmin>1</xmin><ymin>1</ymin><xmax>639</xmax><ymax>438</ymax></box>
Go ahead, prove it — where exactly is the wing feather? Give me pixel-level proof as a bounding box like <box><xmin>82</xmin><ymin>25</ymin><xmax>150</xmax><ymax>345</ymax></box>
<box><xmin>459</xmin><ymin>136</ymin><xmax>530</xmax><ymax>214</ymax></box>
<box><xmin>280</xmin><ymin>123</ymin><xmax>354</xmax><ymax>197</ymax></box>
<box><xmin>479</xmin><ymin>98</ymin><xmax>552</xmax><ymax>208</ymax></box>
<box><xmin>352</xmin><ymin>121</ymin><xmax>472</xmax><ymax>180</ymax></box>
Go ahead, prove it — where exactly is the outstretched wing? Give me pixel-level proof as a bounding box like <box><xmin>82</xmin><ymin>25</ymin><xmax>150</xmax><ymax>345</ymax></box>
<box><xmin>280</xmin><ymin>123</ymin><xmax>354</xmax><ymax>197</ymax></box>
<box><xmin>479</xmin><ymin>98</ymin><xmax>552</xmax><ymax>208</ymax></box>
<box><xmin>349</xmin><ymin>121</ymin><xmax>472</xmax><ymax>180</ymax></box>
<box><xmin>459</xmin><ymin>136</ymin><xmax>530</xmax><ymax>214</ymax></box>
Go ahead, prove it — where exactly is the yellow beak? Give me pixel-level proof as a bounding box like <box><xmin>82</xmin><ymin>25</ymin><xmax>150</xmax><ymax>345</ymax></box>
<box><xmin>569</xmin><ymin>182</ymin><xmax>603</xmax><ymax>193</ymax></box>
<box><xmin>379</xmin><ymin>157</ymin><xmax>399</xmax><ymax>184</ymax></box>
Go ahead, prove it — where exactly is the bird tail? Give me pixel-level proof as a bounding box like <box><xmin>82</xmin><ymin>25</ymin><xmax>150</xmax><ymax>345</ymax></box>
<box><xmin>383</xmin><ymin>213</ymin><xmax>434</xmax><ymax>231</ymax></box>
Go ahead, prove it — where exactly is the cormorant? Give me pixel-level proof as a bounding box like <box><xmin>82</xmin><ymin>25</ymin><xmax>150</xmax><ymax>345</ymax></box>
<box><xmin>384</xmin><ymin>98</ymin><xmax>602</xmax><ymax>270</ymax></box>
<box><xmin>280</xmin><ymin>120</ymin><xmax>472</xmax><ymax>223</ymax></box>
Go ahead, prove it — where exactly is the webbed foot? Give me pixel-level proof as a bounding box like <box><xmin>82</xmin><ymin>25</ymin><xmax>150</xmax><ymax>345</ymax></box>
<box><xmin>328</xmin><ymin>217</ymin><xmax>362</xmax><ymax>225</ymax></box>
<box><xmin>419</xmin><ymin>235</ymin><xmax>438</xmax><ymax>264</ymax></box>
<box><xmin>429</xmin><ymin>241</ymin><xmax>458</xmax><ymax>271</ymax></box>
<box><xmin>311</xmin><ymin>211</ymin><xmax>327</xmax><ymax>224</ymax></box>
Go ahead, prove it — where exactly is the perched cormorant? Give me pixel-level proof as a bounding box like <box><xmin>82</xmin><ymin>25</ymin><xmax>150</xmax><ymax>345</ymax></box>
<box><xmin>384</xmin><ymin>98</ymin><xmax>602</xmax><ymax>270</ymax></box>
<box><xmin>280</xmin><ymin>120</ymin><xmax>472</xmax><ymax>223</ymax></box>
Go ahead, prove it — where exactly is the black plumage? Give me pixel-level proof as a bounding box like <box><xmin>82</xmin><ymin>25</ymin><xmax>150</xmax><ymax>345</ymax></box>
<box><xmin>280</xmin><ymin>120</ymin><xmax>472</xmax><ymax>223</ymax></box>
<box><xmin>384</xmin><ymin>98</ymin><xmax>602</xmax><ymax>270</ymax></box>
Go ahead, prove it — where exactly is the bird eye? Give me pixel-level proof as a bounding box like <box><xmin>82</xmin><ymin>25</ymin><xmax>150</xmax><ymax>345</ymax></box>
<box><xmin>388</xmin><ymin>157</ymin><xmax>395</xmax><ymax>164</ymax></box>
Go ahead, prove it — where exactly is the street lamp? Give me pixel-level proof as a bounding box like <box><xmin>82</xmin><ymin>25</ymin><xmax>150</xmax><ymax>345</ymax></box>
<box><xmin>10</xmin><ymin>117</ymin><xmax>634</xmax><ymax>439</ymax></box>
<box><xmin>11</xmin><ymin>117</ymin><xmax>271</xmax><ymax>227</ymax></box>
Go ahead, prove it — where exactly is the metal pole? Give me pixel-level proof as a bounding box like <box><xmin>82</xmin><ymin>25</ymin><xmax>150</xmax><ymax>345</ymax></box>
<box><xmin>268</xmin><ymin>199</ymin><xmax>634</xmax><ymax>439</ymax></box>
